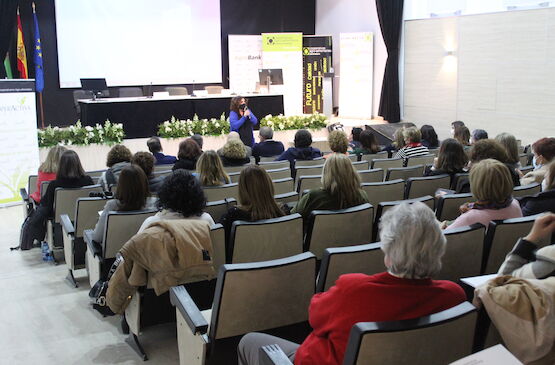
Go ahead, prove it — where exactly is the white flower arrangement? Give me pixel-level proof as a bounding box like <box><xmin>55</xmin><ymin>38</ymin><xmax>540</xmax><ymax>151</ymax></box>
<box><xmin>38</xmin><ymin>120</ymin><xmax>125</xmax><ymax>147</ymax></box>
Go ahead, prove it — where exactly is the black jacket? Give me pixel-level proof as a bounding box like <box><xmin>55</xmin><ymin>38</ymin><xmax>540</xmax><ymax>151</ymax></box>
<box><xmin>172</xmin><ymin>158</ymin><xmax>197</xmax><ymax>171</ymax></box>
<box><xmin>252</xmin><ymin>140</ymin><xmax>285</xmax><ymax>160</ymax></box>
<box><xmin>518</xmin><ymin>189</ymin><xmax>555</xmax><ymax>216</ymax></box>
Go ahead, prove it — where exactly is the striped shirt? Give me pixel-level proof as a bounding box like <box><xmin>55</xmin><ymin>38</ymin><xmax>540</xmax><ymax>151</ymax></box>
<box><xmin>395</xmin><ymin>145</ymin><xmax>429</xmax><ymax>160</ymax></box>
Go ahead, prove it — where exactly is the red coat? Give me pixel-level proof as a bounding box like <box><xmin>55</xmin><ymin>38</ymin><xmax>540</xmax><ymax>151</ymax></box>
<box><xmin>29</xmin><ymin>171</ymin><xmax>57</xmax><ymax>203</ymax></box>
<box><xmin>294</xmin><ymin>272</ymin><xmax>466</xmax><ymax>365</ymax></box>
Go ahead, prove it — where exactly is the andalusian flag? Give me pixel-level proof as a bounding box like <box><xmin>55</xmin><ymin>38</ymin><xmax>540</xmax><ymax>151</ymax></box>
<box><xmin>33</xmin><ymin>3</ymin><xmax>44</xmax><ymax>92</ymax></box>
<box><xmin>17</xmin><ymin>7</ymin><xmax>28</xmax><ymax>79</ymax></box>
<box><xmin>3</xmin><ymin>54</ymin><xmax>13</xmax><ymax>79</ymax></box>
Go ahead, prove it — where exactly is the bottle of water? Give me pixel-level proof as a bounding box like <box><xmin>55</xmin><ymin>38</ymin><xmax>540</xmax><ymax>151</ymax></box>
<box><xmin>41</xmin><ymin>241</ymin><xmax>49</xmax><ymax>261</ymax></box>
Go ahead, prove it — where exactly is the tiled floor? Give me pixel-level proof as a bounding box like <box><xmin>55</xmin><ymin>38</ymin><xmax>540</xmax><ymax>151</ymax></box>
<box><xmin>0</xmin><ymin>205</ymin><xmax>179</xmax><ymax>364</ymax></box>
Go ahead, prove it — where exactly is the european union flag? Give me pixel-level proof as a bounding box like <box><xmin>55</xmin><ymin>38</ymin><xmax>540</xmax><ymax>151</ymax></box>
<box><xmin>33</xmin><ymin>4</ymin><xmax>44</xmax><ymax>93</ymax></box>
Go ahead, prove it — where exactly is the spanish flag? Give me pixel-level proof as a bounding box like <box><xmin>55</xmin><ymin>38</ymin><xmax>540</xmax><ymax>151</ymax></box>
<box><xmin>17</xmin><ymin>8</ymin><xmax>28</xmax><ymax>79</ymax></box>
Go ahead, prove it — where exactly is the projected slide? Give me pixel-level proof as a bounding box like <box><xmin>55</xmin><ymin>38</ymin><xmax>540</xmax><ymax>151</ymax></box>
<box><xmin>55</xmin><ymin>0</ymin><xmax>222</xmax><ymax>88</ymax></box>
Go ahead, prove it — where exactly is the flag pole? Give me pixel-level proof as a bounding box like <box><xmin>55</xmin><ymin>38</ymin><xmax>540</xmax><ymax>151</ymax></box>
<box><xmin>39</xmin><ymin>92</ymin><xmax>45</xmax><ymax>128</ymax></box>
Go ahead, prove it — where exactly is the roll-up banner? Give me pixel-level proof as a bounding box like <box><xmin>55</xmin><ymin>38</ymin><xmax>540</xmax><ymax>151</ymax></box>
<box><xmin>302</xmin><ymin>36</ymin><xmax>332</xmax><ymax>114</ymax></box>
<box><xmin>228</xmin><ymin>35</ymin><xmax>263</xmax><ymax>93</ymax></box>
<box><xmin>0</xmin><ymin>80</ymin><xmax>40</xmax><ymax>206</ymax></box>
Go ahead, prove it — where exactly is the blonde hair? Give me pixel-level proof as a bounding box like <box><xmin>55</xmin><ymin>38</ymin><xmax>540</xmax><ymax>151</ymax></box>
<box><xmin>223</xmin><ymin>139</ymin><xmax>247</xmax><ymax>159</ymax></box>
<box><xmin>238</xmin><ymin>165</ymin><xmax>284</xmax><ymax>221</ymax></box>
<box><xmin>470</xmin><ymin>159</ymin><xmax>513</xmax><ymax>203</ymax></box>
<box><xmin>394</xmin><ymin>128</ymin><xmax>406</xmax><ymax>148</ymax></box>
<box><xmin>39</xmin><ymin>146</ymin><xmax>68</xmax><ymax>173</ymax></box>
<box><xmin>321</xmin><ymin>154</ymin><xmax>364</xmax><ymax>209</ymax></box>
<box><xmin>328</xmin><ymin>130</ymin><xmax>349</xmax><ymax>154</ymax></box>
<box><xmin>402</xmin><ymin>127</ymin><xmax>421</xmax><ymax>144</ymax></box>
<box><xmin>196</xmin><ymin>150</ymin><xmax>230</xmax><ymax>186</ymax></box>
<box><xmin>495</xmin><ymin>133</ymin><xmax>519</xmax><ymax>165</ymax></box>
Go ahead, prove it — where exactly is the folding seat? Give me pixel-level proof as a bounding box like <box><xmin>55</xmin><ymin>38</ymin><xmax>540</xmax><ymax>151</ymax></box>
<box><xmin>406</xmin><ymin>154</ymin><xmax>435</xmax><ymax>171</ymax></box>
<box><xmin>370</xmin><ymin>157</ymin><xmax>403</xmax><ymax>170</ymax></box>
<box><xmin>86</xmin><ymin>169</ymin><xmax>107</xmax><ymax>183</ymax></box>
<box><xmin>294</xmin><ymin>165</ymin><xmax>324</xmax><ymax>184</ymax></box>
<box><xmin>357</xmin><ymin>168</ymin><xmax>384</xmax><ymax>183</ymax></box>
<box><xmin>385</xmin><ymin>164</ymin><xmax>424</xmax><ymax>181</ymax></box>
<box><xmin>351</xmin><ymin>161</ymin><xmax>369</xmax><ymax>171</ymax></box>
<box><xmin>274</xmin><ymin>192</ymin><xmax>299</xmax><ymax>205</ymax></box>
<box><xmin>512</xmin><ymin>182</ymin><xmax>541</xmax><ymax>198</ymax></box>
<box><xmin>405</xmin><ymin>174</ymin><xmax>450</xmax><ymax>199</ymax></box>
<box><xmin>153</xmin><ymin>164</ymin><xmax>174</xmax><ymax>172</ymax></box>
<box><xmin>293</xmin><ymin>157</ymin><xmax>324</xmax><ymax>167</ymax></box>
<box><xmin>204</xmin><ymin>198</ymin><xmax>237</xmax><ymax>224</ymax></box>
<box><xmin>347</xmin><ymin>154</ymin><xmax>359</xmax><ymax>162</ymax></box>
<box><xmin>265</xmin><ymin>168</ymin><xmax>291</xmax><ymax>180</ymax></box>
<box><xmin>435</xmin><ymin>193</ymin><xmax>473</xmax><ymax>221</ymax></box>
<box><xmin>259</xmin><ymin>160</ymin><xmax>290</xmax><ymax>171</ymax></box>
<box><xmin>361</xmin><ymin>179</ymin><xmax>405</xmax><ymax>210</ymax></box>
<box><xmin>360</xmin><ymin>151</ymin><xmax>389</xmax><ymax>165</ymax></box>
<box><xmin>223</xmin><ymin>165</ymin><xmax>252</xmax><ymax>175</ymax></box>
<box><xmin>295</xmin><ymin>175</ymin><xmax>321</xmax><ymax>193</ymax></box>
<box><xmin>373</xmin><ymin>196</ymin><xmax>434</xmax><ymax>241</ymax></box>
<box><xmin>438</xmin><ymin>224</ymin><xmax>486</xmax><ymax>282</ymax></box>
<box><xmin>272</xmin><ymin>177</ymin><xmax>294</xmax><ymax>195</ymax></box>
<box><xmin>258</xmin><ymin>156</ymin><xmax>281</xmax><ymax>163</ymax></box>
<box><xmin>170</xmin><ymin>252</ymin><xmax>317</xmax><ymax>365</ymax></box>
<box><xmin>203</xmin><ymin>183</ymin><xmax>239</xmax><ymax>202</ymax></box>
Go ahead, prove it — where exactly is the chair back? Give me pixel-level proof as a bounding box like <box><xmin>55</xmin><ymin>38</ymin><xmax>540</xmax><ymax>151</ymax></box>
<box><xmin>435</xmin><ymin>193</ymin><xmax>473</xmax><ymax>221</ymax></box>
<box><xmin>305</xmin><ymin>204</ymin><xmax>374</xmax><ymax>259</ymax></box>
<box><xmin>296</xmin><ymin>175</ymin><xmax>322</xmax><ymax>193</ymax></box>
<box><xmin>103</xmin><ymin>209</ymin><xmax>157</xmax><ymax>258</ymax></box>
<box><xmin>342</xmin><ymin>302</ymin><xmax>477</xmax><ymax>365</ymax></box>
<box><xmin>259</xmin><ymin>160</ymin><xmax>290</xmax><ymax>170</ymax></box>
<box><xmin>386</xmin><ymin>165</ymin><xmax>423</xmax><ymax>181</ymax></box>
<box><xmin>230</xmin><ymin>214</ymin><xmax>303</xmax><ymax>263</ymax></box>
<box><xmin>428</xmin><ymin>148</ymin><xmax>440</xmax><ymax>157</ymax></box>
<box><xmin>274</xmin><ymin>192</ymin><xmax>299</xmax><ymax>205</ymax></box>
<box><xmin>295</xmin><ymin>165</ymin><xmax>324</xmax><ymax>183</ymax></box>
<box><xmin>205</xmin><ymin>85</ymin><xmax>224</xmax><ymax>94</ymax></box>
<box><xmin>360</xmin><ymin>152</ymin><xmax>388</xmax><ymax>165</ymax></box>
<box><xmin>371</xmin><ymin>157</ymin><xmax>403</xmax><ymax>170</ymax></box>
<box><xmin>483</xmin><ymin>215</ymin><xmax>539</xmax><ymax>274</ymax></box>
<box><xmin>53</xmin><ymin>185</ymin><xmax>103</xmax><ymax>223</ymax></box>
<box><xmin>259</xmin><ymin>156</ymin><xmax>280</xmax><ymax>163</ymax></box>
<box><xmin>28</xmin><ymin>175</ymin><xmax>38</xmax><ymax>197</ymax></box>
<box><xmin>165</xmin><ymin>86</ymin><xmax>188</xmax><ymax>95</ymax></box>
<box><xmin>86</xmin><ymin>170</ymin><xmax>106</xmax><ymax>183</ymax></box>
<box><xmin>513</xmin><ymin>182</ymin><xmax>541</xmax><ymax>198</ymax></box>
<box><xmin>348</xmin><ymin>154</ymin><xmax>359</xmax><ymax>162</ymax></box>
<box><xmin>358</xmin><ymin>169</ymin><xmax>384</xmax><ymax>183</ymax></box>
<box><xmin>351</xmin><ymin>161</ymin><xmax>369</xmax><ymax>171</ymax></box>
<box><xmin>228</xmin><ymin>172</ymin><xmax>240</xmax><ymax>183</ymax></box>
<box><xmin>74</xmin><ymin>197</ymin><xmax>113</xmax><ymax>237</ymax></box>
<box><xmin>41</xmin><ymin>180</ymin><xmax>51</xmax><ymax>199</ymax></box>
<box><xmin>204</xmin><ymin>198</ymin><xmax>237</xmax><ymax>224</ymax></box>
<box><xmin>153</xmin><ymin>164</ymin><xmax>174</xmax><ymax>172</ymax></box>
<box><xmin>266</xmin><ymin>167</ymin><xmax>291</xmax><ymax>180</ymax></box>
<box><xmin>406</xmin><ymin>154</ymin><xmax>435</xmax><ymax>169</ymax></box>
<box><xmin>118</xmin><ymin>87</ymin><xmax>143</xmax><ymax>97</ymax></box>
<box><xmin>361</xmin><ymin>180</ymin><xmax>405</xmax><ymax>210</ymax></box>
<box><xmin>294</xmin><ymin>158</ymin><xmax>324</xmax><ymax>167</ymax></box>
<box><xmin>374</xmin><ymin>196</ymin><xmax>434</xmax><ymax>241</ymax></box>
<box><xmin>210</xmin><ymin>252</ymin><xmax>316</xmax><ymax>340</ymax></box>
<box><xmin>272</xmin><ymin>177</ymin><xmax>295</xmax><ymax>195</ymax></box>
<box><xmin>317</xmin><ymin>243</ymin><xmax>384</xmax><ymax>292</ymax></box>
<box><xmin>203</xmin><ymin>183</ymin><xmax>239</xmax><ymax>202</ymax></box>
<box><xmin>438</xmin><ymin>224</ymin><xmax>486</xmax><ymax>282</ymax></box>
<box><xmin>210</xmin><ymin>224</ymin><xmax>226</xmax><ymax>270</ymax></box>
<box><xmin>519</xmin><ymin>153</ymin><xmax>531</xmax><ymax>167</ymax></box>
<box><xmin>223</xmin><ymin>165</ymin><xmax>250</xmax><ymax>174</ymax></box>
<box><xmin>451</xmin><ymin>172</ymin><xmax>469</xmax><ymax>190</ymax></box>
<box><xmin>405</xmin><ymin>174</ymin><xmax>451</xmax><ymax>199</ymax></box>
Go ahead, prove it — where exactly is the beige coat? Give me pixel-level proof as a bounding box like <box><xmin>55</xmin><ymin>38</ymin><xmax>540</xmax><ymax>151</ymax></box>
<box><xmin>106</xmin><ymin>219</ymin><xmax>216</xmax><ymax>314</ymax></box>
<box><xmin>521</xmin><ymin>165</ymin><xmax>548</xmax><ymax>186</ymax></box>
<box><xmin>474</xmin><ymin>276</ymin><xmax>555</xmax><ymax>364</ymax></box>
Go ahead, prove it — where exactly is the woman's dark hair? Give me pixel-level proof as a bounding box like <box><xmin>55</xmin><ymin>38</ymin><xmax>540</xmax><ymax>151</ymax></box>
<box><xmin>230</xmin><ymin>96</ymin><xmax>246</xmax><ymax>114</ymax></box>
<box><xmin>472</xmin><ymin>129</ymin><xmax>489</xmax><ymax>142</ymax></box>
<box><xmin>131</xmin><ymin>151</ymin><xmax>155</xmax><ymax>177</ymax></box>
<box><xmin>115</xmin><ymin>165</ymin><xmax>150</xmax><ymax>211</ymax></box>
<box><xmin>421</xmin><ymin>125</ymin><xmax>439</xmax><ymax>148</ymax></box>
<box><xmin>178</xmin><ymin>138</ymin><xmax>202</xmax><ymax>160</ymax></box>
<box><xmin>351</xmin><ymin>127</ymin><xmax>363</xmax><ymax>142</ymax></box>
<box><xmin>294</xmin><ymin>129</ymin><xmax>312</xmax><ymax>148</ymax></box>
<box><xmin>532</xmin><ymin>137</ymin><xmax>555</xmax><ymax>162</ymax></box>
<box><xmin>359</xmin><ymin>130</ymin><xmax>380</xmax><ymax>153</ymax></box>
<box><xmin>454</xmin><ymin>126</ymin><xmax>471</xmax><ymax>146</ymax></box>
<box><xmin>106</xmin><ymin>144</ymin><xmax>132</xmax><ymax>167</ymax></box>
<box><xmin>437</xmin><ymin>138</ymin><xmax>468</xmax><ymax>173</ymax></box>
<box><xmin>57</xmin><ymin>150</ymin><xmax>86</xmax><ymax>179</ymax></box>
<box><xmin>157</xmin><ymin>170</ymin><xmax>206</xmax><ymax>217</ymax></box>
<box><xmin>451</xmin><ymin>121</ymin><xmax>465</xmax><ymax>129</ymax></box>
<box><xmin>470</xmin><ymin>139</ymin><xmax>508</xmax><ymax>163</ymax></box>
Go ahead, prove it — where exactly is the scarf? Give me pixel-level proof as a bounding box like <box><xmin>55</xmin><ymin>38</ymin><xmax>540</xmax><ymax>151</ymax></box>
<box><xmin>469</xmin><ymin>197</ymin><xmax>513</xmax><ymax>210</ymax></box>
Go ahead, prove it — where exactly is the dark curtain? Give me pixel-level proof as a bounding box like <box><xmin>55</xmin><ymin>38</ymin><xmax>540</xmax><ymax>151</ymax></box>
<box><xmin>376</xmin><ymin>0</ymin><xmax>404</xmax><ymax>123</ymax></box>
<box><xmin>0</xmin><ymin>1</ymin><xmax>19</xmax><ymax>78</ymax></box>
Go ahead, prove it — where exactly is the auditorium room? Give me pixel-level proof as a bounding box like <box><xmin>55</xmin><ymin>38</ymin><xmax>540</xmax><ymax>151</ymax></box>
<box><xmin>2</xmin><ymin>0</ymin><xmax>555</xmax><ymax>364</ymax></box>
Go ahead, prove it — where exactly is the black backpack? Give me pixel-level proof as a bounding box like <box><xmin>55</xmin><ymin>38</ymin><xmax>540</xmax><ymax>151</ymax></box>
<box><xmin>18</xmin><ymin>206</ymin><xmax>48</xmax><ymax>250</ymax></box>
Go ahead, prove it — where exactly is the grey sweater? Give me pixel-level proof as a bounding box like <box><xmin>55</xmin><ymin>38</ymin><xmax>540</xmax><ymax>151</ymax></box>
<box><xmin>498</xmin><ymin>239</ymin><xmax>555</xmax><ymax>279</ymax></box>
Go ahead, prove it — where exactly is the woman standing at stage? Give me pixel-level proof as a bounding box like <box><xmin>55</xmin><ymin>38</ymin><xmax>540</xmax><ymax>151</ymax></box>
<box><xmin>229</xmin><ymin>96</ymin><xmax>258</xmax><ymax>148</ymax></box>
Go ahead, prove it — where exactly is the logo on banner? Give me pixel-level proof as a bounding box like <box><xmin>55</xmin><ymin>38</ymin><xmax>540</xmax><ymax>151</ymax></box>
<box><xmin>262</xmin><ymin>33</ymin><xmax>302</xmax><ymax>52</ymax></box>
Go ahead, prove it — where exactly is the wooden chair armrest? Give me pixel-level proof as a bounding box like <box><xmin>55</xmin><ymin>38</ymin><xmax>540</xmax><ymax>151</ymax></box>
<box><xmin>170</xmin><ymin>286</ymin><xmax>208</xmax><ymax>335</ymax></box>
<box><xmin>60</xmin><ymin>214</ymin><xmax>75</xmax><ymax>236</ymax></box>
<box><xmin>20</xmin><ymin>188</ymin><xmax>29</xmax><ymax>202</ymax></box>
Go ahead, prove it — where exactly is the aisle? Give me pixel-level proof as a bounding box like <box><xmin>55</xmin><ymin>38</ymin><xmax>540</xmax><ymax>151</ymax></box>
<box><xmin>0</xmin><ymin>205</ymin><xmax>178</xmax><ymax>365</ymax></box>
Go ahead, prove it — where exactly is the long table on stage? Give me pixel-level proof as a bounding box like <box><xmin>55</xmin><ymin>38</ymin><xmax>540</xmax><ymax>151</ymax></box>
<box><xmin>78</xmin><ymin>93</ymin><xmax>284</xmax><ymax>139</ymax></box>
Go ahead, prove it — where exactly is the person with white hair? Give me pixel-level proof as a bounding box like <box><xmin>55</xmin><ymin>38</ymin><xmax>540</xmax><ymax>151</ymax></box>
<box><xmin>252</xmin><ymin>126</ymin><xmax>284</xmax><ymax>162</ymax></box>
<box><xmin>236</xmin><ymin>202</ymin><xmax>466</xmax><ymax>365</ymax></box>
<box><xmin>217</xmin><ymin>131</ymin><xmax>252</xmax><ymax>158</ymax></box>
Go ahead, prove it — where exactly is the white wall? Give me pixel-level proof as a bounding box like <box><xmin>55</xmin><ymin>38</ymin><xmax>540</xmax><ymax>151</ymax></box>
<box><xmin>316</xmin><ymin>0</ymin><xmax>387</xmax><ymax>117</ymax></box>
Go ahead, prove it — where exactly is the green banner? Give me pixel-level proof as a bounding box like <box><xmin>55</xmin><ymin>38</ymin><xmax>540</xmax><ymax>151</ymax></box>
<box><xmin>262</xmin><ymin>33</ymin><xmax>302</xmax><ymax>52</ymax></box>
<box><xmin>302</xmin><ymin>36</ymin><xmax>332</xmax><ymax>114</ymax></box>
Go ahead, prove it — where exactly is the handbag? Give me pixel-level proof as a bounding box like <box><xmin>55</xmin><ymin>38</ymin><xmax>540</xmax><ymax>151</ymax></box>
<box><xmin>88</xmin><ymin>254</ymin><xmax>124</xmax><ymax>316</ymax></box>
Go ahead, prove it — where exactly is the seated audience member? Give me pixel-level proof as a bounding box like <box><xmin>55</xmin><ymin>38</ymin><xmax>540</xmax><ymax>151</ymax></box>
<box><xmin>218</xmin><ymin>131</ymin><xmax>252</xmax><ymax>158</ymax></box>
<box><xmin>446</xmin><ymin>159</ymin><xmax>522</xmax><ymax>230</ymax></box>
<box><xmin>252</xmin><ymin>126</ymin><xmax>284</xmax><ymax>162</ymax></box>
<box><xmin>92</xmin><ymin>165</ymin><xmax>156</xmax><ymax>243</ymax></box>
<box><xmin>420</xmin><ymin>124</ymin><xmax>439</xmax><ymax>148</ymax></box>
<box><xmin>454</xmin><ymin>125</ymin><xmax>471</xmax><ymax>146</ymax></box>
<box><xmin>173</xmin><ymin>138</ymin><xmax>202</xmax><ymax>171</ymax></box>
<box><xmin>139</xmin><ymin>169</ymin><xmax>214</xmax><ymax>232</ymax></box>
<box><xmin>147</xmin><ymin>136</ymin><xmax>177</xmax><ymax>165</ymax></box>
<box><xmin>220</xmin><ymin>165</ymin><xmax>285</xmax><ymax>242</ymax></box>
<box><xmin>324</xmin><ymin>130</ymin><xmax>349</xmax><ymax>158</ymax></box>
<box><xmin>191</xmin><ymin>134</ymin><xmax>204</xmax><ymax>151</ymax></box>
<box><xmin>394</xmin><ymin>126</ymin><xmax>429</xmax><ymax>161</ymax></box>
<box><xmin>194</xmin><ymin>150</ymin><xmax>231</xmax><ymax>186</ymax></box>
<box><xmin>237</xmin><ymin>202</ymin><xmax>466</xmax><ymax>365</ymax></box>
<box><xmin>349</xmin><ymin>127</ymin><xmax>363</xmax><ymax>150</ymax></box>
<box><xmin>425</xmin><ymin>138</ymin><xmax>468</xmax><ymax>180</ymax></box>
<box><xmin>131</xmin><ymin>152</ymin><xmax>165</xmax><ymax>193</ymax></box>
<box><xmin>471</xmin><ymin>129</ymin><xmax>489</xmax><ymax>144</ymax></box>
<box><xmin>383</xmin><ymin>127</ymin><xmax>406</xmax><ymax>154</ymax></box>
<box><xmin>99</xmin><ymin>144</ymin><xmax>132</xmax><ymax>190</ymax></box>
<box><xmin>519</xmin><ymin>162</ymin><xmax>555</xmax><ymax>216</ymax></box>
<box><xmin>451</xmin><ymin>120</ymin><xmax>465</xmax><ymax>137</ymax></box>
<box><xmin>495</xmin><ymin>133</ymin><xmax>520</xmax><ymax>170</ymax></box>
<box><xmin>351</xmin><ymin>129</ymin><xmax>381</xmax><ymax>156</ymax></box>
<box><xmin>498</xmin><ymin>212</ymin><xmax>555</xmax><ymax>279</ymax></box>
<box><xmin>30</xmin><ymin>145</ymin><xmax>67</xmax><ymax>204</ymax></box>
<box><xmin>276</xmin><ymin>129</ymin><xmax>322</xmax><ymax>163</ymax></box>
<box><xmin>221</xmin><ymin>139</ymin><xmax>251</xmax><ymax>167</ymax></box>
<box><xmin>292</xmin><ymin>154</ymin><xmax>369</xmax><ymax>222</ymax></box>
<box><xmin>40</xmin><ymin>150</ymin><xmax>94</xmax><ymax>218</ymax></box>
<box><xmin>521</xmin><ymin>137</ymin><xmax>555</xmax><ymax>186</ymax></box>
